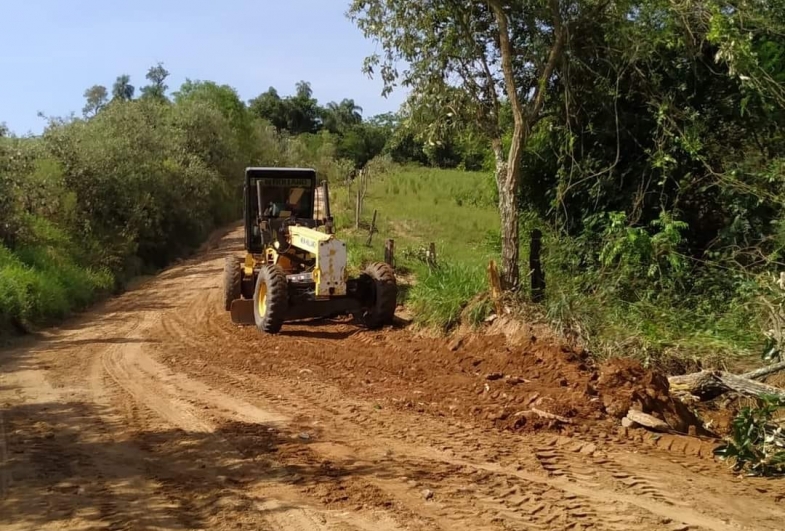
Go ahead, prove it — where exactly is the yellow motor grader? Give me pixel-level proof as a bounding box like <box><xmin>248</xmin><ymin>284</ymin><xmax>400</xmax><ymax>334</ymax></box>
<box><xmin>224</xmin><ymin>167</ymin><xmax>396</xmax><ymax>334</ymax></box>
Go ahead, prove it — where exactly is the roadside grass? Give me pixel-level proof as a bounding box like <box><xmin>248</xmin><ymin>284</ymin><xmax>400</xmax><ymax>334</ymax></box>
<box><xmin>330</xmin><ymin>163</ymin><xmax>764</xmax><ymax>368</ymax></box>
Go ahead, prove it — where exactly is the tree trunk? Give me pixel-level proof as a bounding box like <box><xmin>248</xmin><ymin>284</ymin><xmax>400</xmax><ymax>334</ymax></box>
<box><xmin>493</xmin><ymin>140</ymin><xmax>520</xmax><ymax>289</ymax></box>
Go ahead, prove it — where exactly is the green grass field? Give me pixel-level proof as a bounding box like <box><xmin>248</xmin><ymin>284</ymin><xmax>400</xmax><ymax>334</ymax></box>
<box><xmin>331</xmin><ymin>165</ymin><xmax>500</xmax><ymax>269</ymax></box>
<box><xmin>329</xmin><ymin>165</ymin><xmax>501</xmax><ymax>331</ymax></box>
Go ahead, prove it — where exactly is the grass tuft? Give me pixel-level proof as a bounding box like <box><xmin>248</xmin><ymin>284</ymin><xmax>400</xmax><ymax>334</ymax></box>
<box><xmin>407</xmin><ymin>263</ymin><xmax>490</xmax><ymax>331</ymax></box>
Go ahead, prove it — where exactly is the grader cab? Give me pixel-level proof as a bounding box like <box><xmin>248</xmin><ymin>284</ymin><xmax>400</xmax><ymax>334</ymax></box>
<box><xmin>224</xmin><ymin>167</ymin><xmax>396</xmax><ymax>334</ymax></box>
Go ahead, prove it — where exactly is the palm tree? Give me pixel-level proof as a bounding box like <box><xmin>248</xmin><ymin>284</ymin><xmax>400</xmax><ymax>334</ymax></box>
<box><xmin>112</xmin><ymin>75</ymin><xmax>135</xmax><ymax>101</ymax></box>
<box><xmin>323</xmin><ymin>99</ymin><xmax>363</xmax><ymax>133</ymax></box>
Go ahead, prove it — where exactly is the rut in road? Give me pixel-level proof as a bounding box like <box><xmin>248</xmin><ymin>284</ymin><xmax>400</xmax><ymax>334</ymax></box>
<box><xmin>1</xmin><ymin>225</ymin><xmax>784</xmax><ymax>531</ymax></box>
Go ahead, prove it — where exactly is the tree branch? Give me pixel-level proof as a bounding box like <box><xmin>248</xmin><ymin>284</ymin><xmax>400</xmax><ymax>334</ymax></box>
<box><xmin>528</xmin><ymin>0</ymin><xmax>565</xmax><ymax>126</ymax></box>
<box><xmin>454</xmin><ymin>2</ymin><xmax>501</xmax><ymax>133</ymax></box>
<box><xmin>488</xmin><ymin>0</ymin><xmax>526</xmax><ymax>191</ymax></box>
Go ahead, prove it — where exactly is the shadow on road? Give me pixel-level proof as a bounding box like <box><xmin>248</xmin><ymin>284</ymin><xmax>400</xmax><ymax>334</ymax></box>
<box><xmin>0</xmin><ymin>398</ymin><xmax>398</xmax><ymax>529</ymax></box>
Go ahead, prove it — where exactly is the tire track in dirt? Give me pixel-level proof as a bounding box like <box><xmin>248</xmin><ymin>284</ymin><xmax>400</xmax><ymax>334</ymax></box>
<box><xmin>200</xmin><ymin>338</ymin><xmax>785</xmax><ymax>531</ymax></box>
<box><xmin>159</xmin><ymin>227</ymin><xmax>785</xmax><ymax>530</ymax></box>
<box><xmin>92</xmin><ymin>305</ymin><xmax>410</xmax><ymax>530</ymax></box>
<box><xmin>182</xmin><ymin>357</ymin><xmax>724</xmax><ymax>531</ymax></box>
<box><xmin>4</xmin><ymin>225</ymin><xmax>785</xmax><ymax>531</ymax></box>
<box><xmin>0</xmin><ymin>410</ymin><xmax>9</xmax><ymax>500</ymax></box>
<box><xmin>532</xmin><ymin>438</ymin><xmax>683</xmax><ymax>506</ymax></box>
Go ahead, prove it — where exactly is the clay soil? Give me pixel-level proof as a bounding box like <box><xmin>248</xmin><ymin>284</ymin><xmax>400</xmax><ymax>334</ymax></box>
<box><xmin>1</xmin><ymin>226</ymin><xmax>783</xmax><ymax>531</ymax></box>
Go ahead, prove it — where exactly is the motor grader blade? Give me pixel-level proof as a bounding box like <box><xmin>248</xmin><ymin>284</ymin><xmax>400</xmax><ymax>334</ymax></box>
<box><xmin>230</xmin><ymin>299</ymin><xmax>255</xmax><ymax>325</ymax></box>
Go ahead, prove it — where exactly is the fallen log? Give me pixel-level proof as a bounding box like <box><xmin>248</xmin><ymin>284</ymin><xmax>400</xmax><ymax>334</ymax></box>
<box><xmin>668</xmin><ymin>370</ymin><xmax>785</xmax><ymax>401</ymax></box>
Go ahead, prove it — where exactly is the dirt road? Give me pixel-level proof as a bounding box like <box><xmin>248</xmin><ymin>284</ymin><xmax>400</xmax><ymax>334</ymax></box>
<box><xmin>1</xmin><ymin>226</ymin><xmax>783</xmax><ymax>531</ymax></box>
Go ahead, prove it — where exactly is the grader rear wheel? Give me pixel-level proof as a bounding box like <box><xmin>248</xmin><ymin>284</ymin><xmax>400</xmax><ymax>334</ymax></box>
<box><xmin>360</xmin><ymin>262</ymin><xmax>397</xmax><ymax>329</ymax></box>
<box><xmin>223</xmin><ymin>256</ymin><xmax>242</xmax><ymax>311</ymax></box>
<box><xmin>253</xmin><ymin>264</ymin><xmax>289</xmax><ymax>334</ymax></box>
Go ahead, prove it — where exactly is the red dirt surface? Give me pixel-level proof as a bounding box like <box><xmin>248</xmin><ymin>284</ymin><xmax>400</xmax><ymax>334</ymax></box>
<box><xmin>2</xmin><ymin>225</ymin><xmax>783</xmax><ymax>531</ymax></box>
<box><xmin>206</xmin><ymin>317</ymin><xmax>702</xmax><ymax>438</ymax></box>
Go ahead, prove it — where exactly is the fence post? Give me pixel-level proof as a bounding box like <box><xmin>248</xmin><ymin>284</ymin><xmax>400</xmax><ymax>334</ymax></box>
<box><xmin>426</xmin><ymin>242</ymin><xmax>437</xmax><ymax>268</ymax></box>
<box><xmin>366</xmin><ymin>209</ymin><xmax>378</xmax><ymax>246</ymax></box>
<box><xmin>530</xmin><ymin>228</ymin><xmax>545</xmax><ymax>302</ymax></box>
<box><xmin>385</xmin><ymin>239</ymin><xmax>395</xmax><ymax>268</ymax></box>
<box><xmin>355</xmin><ymin>188</ymin><xmax>361</xmax><ymax>229</ymax></box>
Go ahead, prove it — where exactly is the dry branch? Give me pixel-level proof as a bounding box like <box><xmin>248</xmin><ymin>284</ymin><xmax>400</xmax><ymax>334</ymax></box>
<box><xmin>668</xmin><ymin>370</ymin><xmax>785</xmax><ymax>401</ymax></box>
<box><xmin>741</xmin><ymin>360</ymin><xmax>785</xmax><ymax>381</ymax></box>
<box><xmin>529</xmin><ymin>407</ymin><xmax>572</xmax><ymax>424</ymax></box>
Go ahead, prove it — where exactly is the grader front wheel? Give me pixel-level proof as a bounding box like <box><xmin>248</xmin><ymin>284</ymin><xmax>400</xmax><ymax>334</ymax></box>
<box><xmin>253</xmin><ymin>264</ymin><xmax>289</xmax><ymax>334</ymax></box>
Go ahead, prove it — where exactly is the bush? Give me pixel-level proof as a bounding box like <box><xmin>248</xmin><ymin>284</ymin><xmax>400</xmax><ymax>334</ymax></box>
<box><xmin>0</xmin><ymin>219</ymin><xmax>112</xmax><ymax>332</ymax></box>
<box><xmin>714</xmin><ymin>395</ymin><xmax>785</xmax><ymax>476</ymax></box>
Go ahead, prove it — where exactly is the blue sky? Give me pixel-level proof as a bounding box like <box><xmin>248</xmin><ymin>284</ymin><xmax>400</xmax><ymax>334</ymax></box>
<box><xmin>0</xmin><ymin>0</ymin><xmax>408</xmax><ymax>135</ymax></box>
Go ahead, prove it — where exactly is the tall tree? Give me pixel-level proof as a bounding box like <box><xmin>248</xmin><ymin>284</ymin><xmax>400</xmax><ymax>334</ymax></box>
<box><xmin>140</xmin><ymin>62</ymin><xmax>170</xmax><ymax>101</ymax></box>
<box><xmin>349</xmin><ymin>0</ymin><xmax>567</xmax><ymax>288</ymax></box>
<box><xmin>249</xmin><ymin>87</ymin><xmax>288</xmax><ymax>130</ymax></box>
<box><xmin>112</xmin><ymin>75</ymin><xmax>135</xmax><ymax>101</ymax></box>
<box><xmin>285</xmin><ymin>81</ymin><xmax>322</xmax><ymax>134</ymax></box>
<box><xmin>173</xmin><ymin>78</ymin><xmax>257</xmax><ymax>163</ymax></box>
<box><xmin>82</xmin><ymin>85</ymin><xmax>108</xmax><ymax>117</ymax></box>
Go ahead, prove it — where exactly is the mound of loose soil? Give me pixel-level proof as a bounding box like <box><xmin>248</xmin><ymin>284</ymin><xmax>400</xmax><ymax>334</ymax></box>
<box><xmin>206</xmin><ymin>314</ymin><xmax>707</xmax><ymax>438</ymax></box>
<box><xmin>441</xmin><ymin>334</ymin><xmax>705</xmax><ymax>435</ymax></box>
<box><xmin>596</xmin><ymin>359</ymin><xmax>709</xmax><ymax>435</ymax></box>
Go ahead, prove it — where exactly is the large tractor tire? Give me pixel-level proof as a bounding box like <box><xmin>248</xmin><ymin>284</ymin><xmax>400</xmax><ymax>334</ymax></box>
<box><xmin>223</xmin><ymin>256</ymin><xmax>242</xmax><ymax>311</ymax></box>
<box><xmin>253</xmin><ymin>264</ymin><xmax>289</xmax><ymax>334</ymax></box>
<box><xmin>361</xmin><ymin>262</ymin><xmax>397</xmax><ymax>329</ymax></box>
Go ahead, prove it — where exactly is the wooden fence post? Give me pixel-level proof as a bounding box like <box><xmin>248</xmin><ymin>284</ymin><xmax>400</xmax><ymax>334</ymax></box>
<box><xmin>488</xmin><ymin>260</ymin><xmax>503</xmax><ymax>316</ymax></box>
<box><xmin>355</xmin><ymin>188</ymin><xmax>361</xmax><ymax>229</ymax></box>
<box><xmin>426</xmin><ymin>242</ymin><xmax>437</xmax><ymax>268</ymax></box>
<box><xmin>385</xmin><ymin>239</ymin><xmax>395</xmax><ymax>268</ymax></box>
<box><xmin>366</xmin><ymin>209</ymin><xmax>378</xmax><ymax>246</ymax></box>
<box><xmin>530</xmin><ymin>228</ymin><xmax>545</xmax><ymax>302</ymax></box>
<box><xmin>354</xmin><ymin>167</ymin><xmax>370</xmax><ymax>230</ymax></box>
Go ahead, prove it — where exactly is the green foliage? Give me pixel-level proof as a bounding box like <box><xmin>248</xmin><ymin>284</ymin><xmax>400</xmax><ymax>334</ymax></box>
<box><xmin>595</xmin><ymin>210</ymin><xmax>689</xmax><ymax>298</ymax></box>
<box><xmin>407</xmin><ymin>263</ymin><xmax>491</xmax><ymax>330</ymax></box>
<box><xmin>82</xmin><ymin>85</ymin><xmax>108</xmax><ymax>118</ymax></box>
<box><xmin>0</xmin><ymin>218</ymin><xmax>112</xmax><ymax>333</ymax></box>
<box><xmin>111</xmin><ymin>74</ymin><xmax>135</xmax><ymax>101</ymax></box>
<box><xmin>322</xmin><ymin>99</ymin><xmax>363</xmax><ymax>134</ymax></box>
<box><xmin>247</xmin><ymin>82</ymin><xmax>391</xmax><ymax>169</ymax></box>
<box><xmin>139</xmin><ymin>62</ymin><xmax>170</xmax><ymax>102</ymax></box>
<box><xmin>249</xmin><ymin>81</ymin><xmax>322</xmax><ymax>135</ymax></box>
<box><xmin>714</xmin><ymin>395</ymin><xmax>785</xmax><ymax>476</ymax></box>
